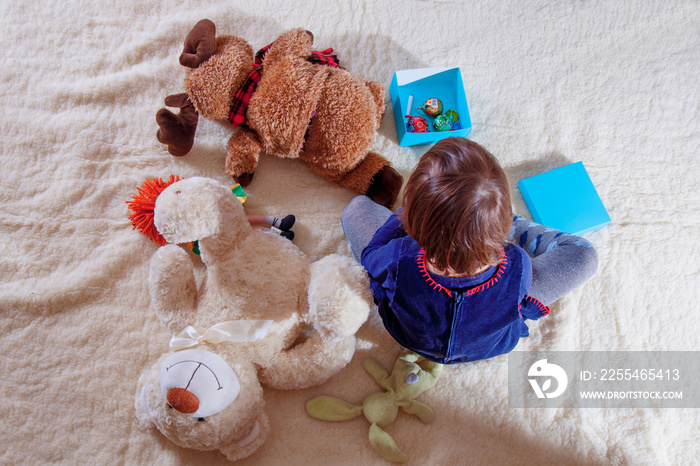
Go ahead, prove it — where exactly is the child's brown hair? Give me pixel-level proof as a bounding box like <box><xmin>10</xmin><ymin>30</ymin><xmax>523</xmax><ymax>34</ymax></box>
<box><xmin>400</xmin><ymin>137</ymin><xmax>512</xmax><ymax>276</ymax></box>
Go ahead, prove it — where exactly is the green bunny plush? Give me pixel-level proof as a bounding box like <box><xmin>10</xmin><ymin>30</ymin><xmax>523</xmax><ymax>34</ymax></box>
<box><xmin>306</xmin><ymin>351</ymin><xmax>442</xmax><ymax>463</ymax></box>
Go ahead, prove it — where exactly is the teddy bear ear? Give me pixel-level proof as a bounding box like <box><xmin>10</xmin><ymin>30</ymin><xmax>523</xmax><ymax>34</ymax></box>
<box><xmin>179</xmin><ymin>19</ymin><xmax>217</xmax><ymax>69</ymax></box>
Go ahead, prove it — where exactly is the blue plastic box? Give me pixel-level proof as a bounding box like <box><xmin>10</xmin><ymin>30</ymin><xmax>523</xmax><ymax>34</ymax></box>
<box><xmin>390</xmin><ymin>68</ymin><xmax>471</xmax><ymax>146</ymax></box>
<box><xmin>518</xmin><ymin>161</ymin><xmax>611</xmax><ymax>235</ymax></box>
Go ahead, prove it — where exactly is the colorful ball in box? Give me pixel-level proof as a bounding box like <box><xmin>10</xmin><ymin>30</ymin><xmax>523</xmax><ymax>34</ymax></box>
<box><xmin>390</xmin><ymin>67</ymin><xmax>472</xmax><ymax>147</ymax></box>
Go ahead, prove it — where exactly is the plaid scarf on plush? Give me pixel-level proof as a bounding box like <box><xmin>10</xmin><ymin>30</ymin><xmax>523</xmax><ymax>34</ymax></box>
<box><xmin>227</xmin><ymin>44</ymin><xmax>339</xmax><ymax>127</ymax></box>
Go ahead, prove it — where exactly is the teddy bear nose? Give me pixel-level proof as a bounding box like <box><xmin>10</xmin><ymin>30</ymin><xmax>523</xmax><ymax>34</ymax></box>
<box><xmin>167</xmin><ymin>387</ymin><xmax>200</xmax><ymax>413</ymax></box>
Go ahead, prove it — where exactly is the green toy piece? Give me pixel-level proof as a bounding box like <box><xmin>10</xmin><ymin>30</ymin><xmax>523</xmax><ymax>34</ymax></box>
<box><xmin>433</xmin><ymin>114</ymin><xmax>453</xmax><ymax>132</ymax></box>
<box><xmin>306</xmin><ymin>351</ymin><xmax>442</xmax><ymax>463</ymax></box>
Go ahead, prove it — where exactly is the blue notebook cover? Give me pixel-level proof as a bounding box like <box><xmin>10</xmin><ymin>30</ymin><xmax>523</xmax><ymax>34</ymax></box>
<box><xmin>518</xmin><ymin>161</ymin><xmax>611</xmax><ymax>235</ymax></box>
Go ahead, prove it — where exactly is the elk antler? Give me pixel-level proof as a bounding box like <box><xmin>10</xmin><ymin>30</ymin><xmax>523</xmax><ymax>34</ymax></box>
<box><xmin>156</xmin><ymin>93</ymin><xmax>199</xmax><ymax>157</ymax></box>
<box><xmin>179</xmin><ymin>19</ymin><xmax>217</xmax><ymax>69</ymax></box>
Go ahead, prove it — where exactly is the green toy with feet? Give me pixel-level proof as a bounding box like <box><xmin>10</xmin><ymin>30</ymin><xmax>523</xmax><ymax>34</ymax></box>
<box><xmin>306</xmin><ymin>351</ymin><xmax>442</xmax><ymax>463</ymax></box>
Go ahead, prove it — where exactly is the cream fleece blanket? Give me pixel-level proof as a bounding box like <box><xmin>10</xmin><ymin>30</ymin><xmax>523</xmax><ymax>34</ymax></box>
<box><xmin>2</xmin><ymin>1</ymin><xmax>698</xmax><ymax>465</ymax></box>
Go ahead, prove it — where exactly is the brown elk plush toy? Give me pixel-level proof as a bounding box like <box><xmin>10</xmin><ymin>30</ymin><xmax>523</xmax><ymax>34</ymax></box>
<box><xmin>156</xmin><ymin>19</ymin><xmax>403</xmax><ymax>208</ymax></box>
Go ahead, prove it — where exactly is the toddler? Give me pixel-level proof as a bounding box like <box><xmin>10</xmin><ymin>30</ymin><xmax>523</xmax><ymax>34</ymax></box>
<box><xmin>341</xmin><ymin>137</ymin><xmax>598</xmax><ymax>364</ymax></box>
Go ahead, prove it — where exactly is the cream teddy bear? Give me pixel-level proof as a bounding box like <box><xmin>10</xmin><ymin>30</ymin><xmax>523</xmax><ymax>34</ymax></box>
<box><xmin>135</xmin><ymin>177</ymin><xmax>371</xmax><ymax>461</ymax></box>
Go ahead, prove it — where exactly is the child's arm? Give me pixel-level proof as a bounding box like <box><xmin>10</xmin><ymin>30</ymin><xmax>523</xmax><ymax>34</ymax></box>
<box><xmin>362</xmin><ymin>210</ymin><xmax>407</xmax><ymax>255</ymax></box>
<box><xmin>519</xmin><ymin>296</ymin><xmax>551</xmax><ymax>320</ymax></box>
<box><xmin>512</xmin><ymin>245</ymin><xmax>550</xmax><ymax>320</ymax></box>
<box><xmin>360</xmin><ymin>211</ymin><xmax>406</xmax><ymax>293</ymax></box>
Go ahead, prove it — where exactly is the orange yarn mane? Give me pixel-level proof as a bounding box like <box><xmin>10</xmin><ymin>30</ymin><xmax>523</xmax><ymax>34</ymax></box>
<box><xmin>126</xmin><ymin>175</ymin><xmax>182</xmax><ymax>246</ymax></box>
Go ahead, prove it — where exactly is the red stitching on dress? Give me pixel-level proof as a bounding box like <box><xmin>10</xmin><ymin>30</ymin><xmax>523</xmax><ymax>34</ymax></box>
<box><xmin>464</xmin><ymin>248</ymin><xmax>508</xmax><ymax>297</ymax></box>
<box><xmin>526</xmin><ymin>296</ymin><xmax>551</xmax><ymax>315</ymax></box>
<box><xmin>417</xmin><ymin>249</ymin><xmax>452</xmax><ymax>297</ymax></box>
<box><xmin>416</xmin><ymin>248</ymin><xmax>508</xmax><ymax>298</ymax></box>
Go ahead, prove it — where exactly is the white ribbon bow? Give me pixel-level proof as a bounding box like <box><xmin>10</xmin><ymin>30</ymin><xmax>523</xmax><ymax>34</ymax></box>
<box><xmin>169</xmin><ymin>320</ymin><xmax>274</xmax><ymax>349</ymax></box>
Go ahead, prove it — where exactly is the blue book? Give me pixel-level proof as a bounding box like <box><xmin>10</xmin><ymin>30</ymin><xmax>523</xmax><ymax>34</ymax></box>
<box><xmin>518</xmin><ymin>161</ymin><xmax>611</xmax><ymax>235</ymax></box>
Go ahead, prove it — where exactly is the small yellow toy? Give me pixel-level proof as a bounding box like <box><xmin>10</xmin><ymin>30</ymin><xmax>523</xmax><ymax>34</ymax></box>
<box><xmin>416</xmin><ymin>97</ymin><xmax>443</xmax><ymax>117</ymax></box>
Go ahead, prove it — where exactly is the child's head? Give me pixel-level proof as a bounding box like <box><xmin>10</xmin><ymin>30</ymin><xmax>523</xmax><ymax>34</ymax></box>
<box><xmin>401</xmin><ymin>137</ymin><xmax>512</xmax><ymax>275</ymax></box>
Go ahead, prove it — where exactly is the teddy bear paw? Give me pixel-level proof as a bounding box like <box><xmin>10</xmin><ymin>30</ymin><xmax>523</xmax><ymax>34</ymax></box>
<box><xmin>233</xmin><ymin>172</ymin><xmax>254</xmax><ymax>187</ymax></box>
<box><xmin>365</xmin><ymin>165</ymin><xmax>404</xmax><ymax>209</ymax></box>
